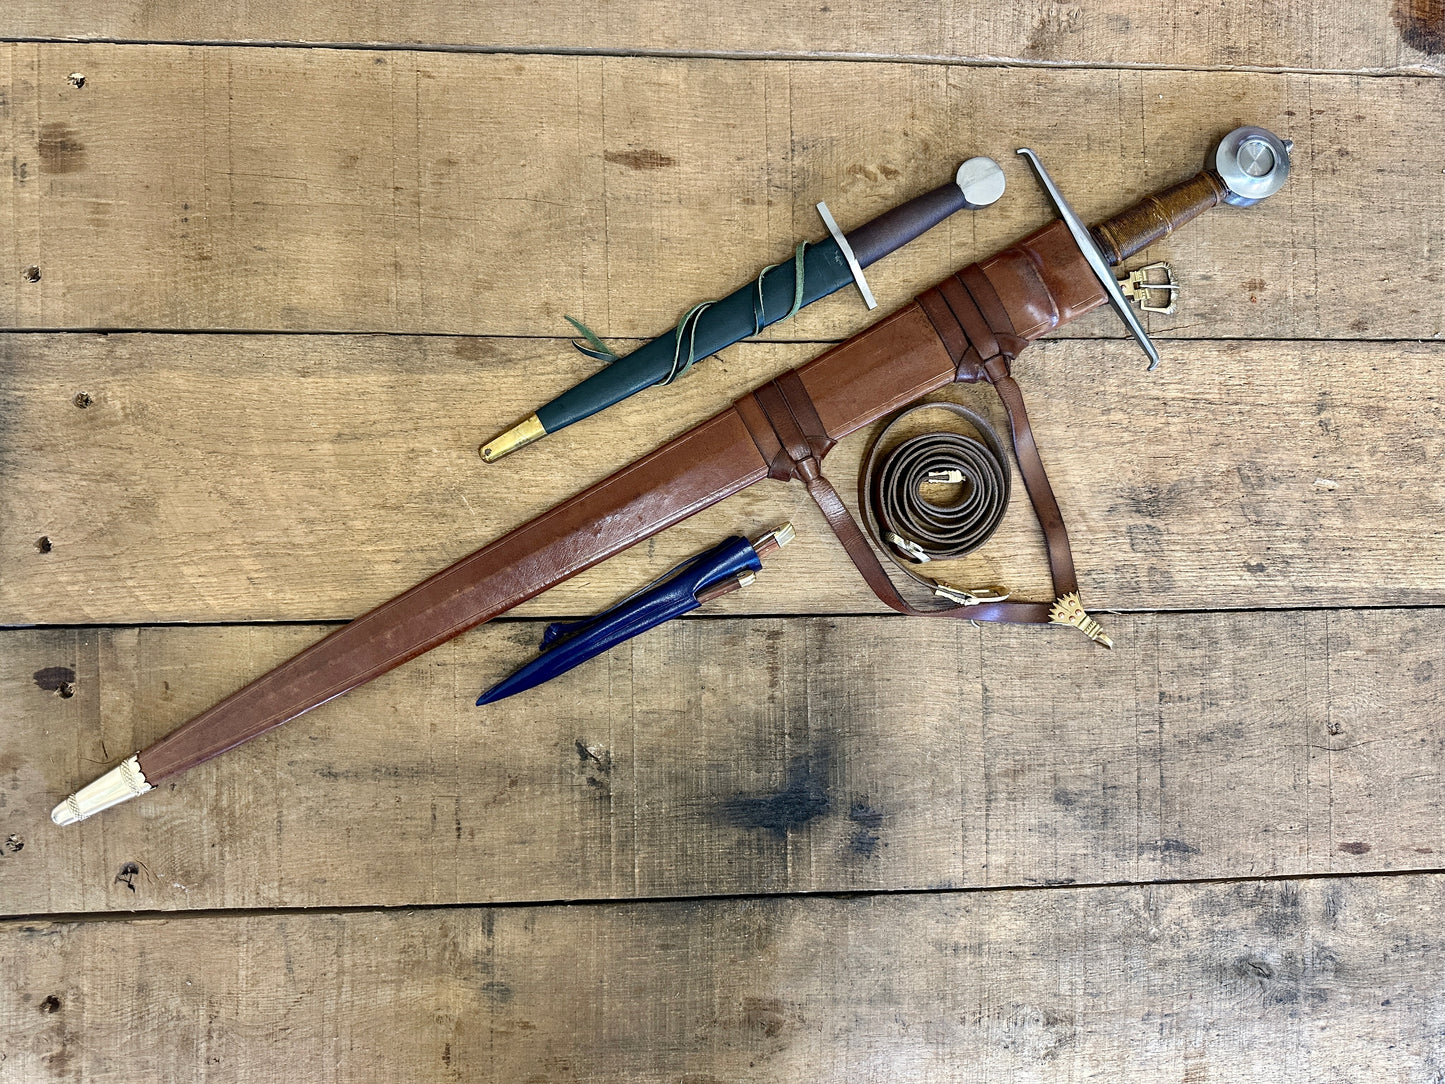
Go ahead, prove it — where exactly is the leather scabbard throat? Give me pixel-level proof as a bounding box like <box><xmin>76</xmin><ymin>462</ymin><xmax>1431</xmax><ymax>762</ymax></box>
<box><xmin>736</xmin><ymin>218</ymin><xmax>1103</xmax><ymax>638</ymax></box>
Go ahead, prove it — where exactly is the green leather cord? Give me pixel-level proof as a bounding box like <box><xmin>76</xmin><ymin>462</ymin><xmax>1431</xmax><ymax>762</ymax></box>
<box><xmin>661</xmin><ymin>300</ymin><xmax>713</xmax><ymax>384</ymax></box>
<box><xmin>563</xmin><ymin>315</ymin><xmax>621</xmax><ymax>363</ymax></box>
<box><xmin>565</xmin><ymin>240</ymin><xmax>809</xmax><ymax>386</ymax></box>
<box><xmin>753</xmin><ymin>241</ymin><xmax>809</xmax><ymax>333</ymax></box>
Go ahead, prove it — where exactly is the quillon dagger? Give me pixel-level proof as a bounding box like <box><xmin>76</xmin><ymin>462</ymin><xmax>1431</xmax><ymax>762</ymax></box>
<box><xmin>479</xmin><ymin>157</ymin><xmax>1008</xmax><ymax>462</ymax></box>
<box><xmin>51</xmin><ymin>127</ymin><xmax>1292</xmax><ymax>825</ymax></box>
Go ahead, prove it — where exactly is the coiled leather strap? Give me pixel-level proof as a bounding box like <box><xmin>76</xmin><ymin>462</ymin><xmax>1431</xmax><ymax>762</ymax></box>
<box><xmin>863</xmin><ymin>402</ymin><xmax>1010</xmax><ymax>569</ymax></box>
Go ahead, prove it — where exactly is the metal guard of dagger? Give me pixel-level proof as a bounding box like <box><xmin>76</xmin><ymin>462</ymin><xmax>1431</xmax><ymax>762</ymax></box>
<box><xmin>476</xmin><ymin>534</ymin><xmax>764</xmax><ymax>705</ymax></box>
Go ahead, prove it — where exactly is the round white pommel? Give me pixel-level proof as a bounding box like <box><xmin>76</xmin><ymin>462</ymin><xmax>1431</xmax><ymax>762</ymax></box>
<box><xmin>956</xmin><ymin>156</ymin><xmax>1006</xmax><ymax>208</ymax></box>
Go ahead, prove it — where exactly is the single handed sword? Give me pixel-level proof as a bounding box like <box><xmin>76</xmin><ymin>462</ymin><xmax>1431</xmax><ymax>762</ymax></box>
<box><xmin>52</xmin><ymin>127</ymin><xmax>1292</xmax><ymax>825</ymax></box>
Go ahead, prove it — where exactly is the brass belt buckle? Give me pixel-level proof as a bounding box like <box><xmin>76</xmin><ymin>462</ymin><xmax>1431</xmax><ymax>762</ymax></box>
<box><xmin>932</xmin><ymin>581</ymin><xmax>1011</xmax><ymax>606</ymax></box>
<box><xmin>1118</xmin><ymin>262</ymin><xmax>1179</xmax><ymax>315</ymax></box>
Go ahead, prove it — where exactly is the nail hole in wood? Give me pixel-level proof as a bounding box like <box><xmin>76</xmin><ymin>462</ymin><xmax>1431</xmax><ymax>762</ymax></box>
<box><xmin>67</xmin><ymin>73</ymin><xmax>86</xmax><ymax>89</ymax></box>
<box><xmin>23</xmin><ymin>266</ymin><xmax>40</xmax><ymax>283</ymax></box>
<box><xmin>35</xmin><ymin>536</ymin><xmax>53</xmax><ymax>554</ymax></box>
<box><xmin>73</xmin><ymin>392</ymin><xmax>93</xmax><ymax>409</ymax></box>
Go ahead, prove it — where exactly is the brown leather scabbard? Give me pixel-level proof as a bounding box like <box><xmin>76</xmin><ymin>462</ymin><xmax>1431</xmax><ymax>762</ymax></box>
<box><xmin>139</xmin><ymin>219</ymin><xmax>1108</xmax><ymax>784</ymax></box>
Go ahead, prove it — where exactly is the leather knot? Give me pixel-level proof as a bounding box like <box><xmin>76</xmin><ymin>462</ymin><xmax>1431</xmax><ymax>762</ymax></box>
<box><xmin>734</xmin><ymin>370</ymin><xmax>836</xmax><ymax>484</ymax></box>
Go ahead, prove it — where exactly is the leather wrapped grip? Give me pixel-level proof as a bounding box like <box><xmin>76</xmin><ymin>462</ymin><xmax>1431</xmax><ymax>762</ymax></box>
<box><xmin>1090</xmin><ymin>170</ymin><xmax>1227</xmax><ymax>265</ymax></box>
<box><xmin>847</xmin><ymin>181</ymin><xmax>968</xmax><ymax>269</ymax></box>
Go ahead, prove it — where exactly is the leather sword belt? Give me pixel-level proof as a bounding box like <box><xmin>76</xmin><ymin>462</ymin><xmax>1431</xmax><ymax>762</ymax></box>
<box><xmin>863</xmin><ymin>401</ymin><xmax>1012</xmax><ymax>593</ymax></box>
<box><xmin>736</xmin><ymin>258</ymin><xmax>1111</xmax><ymax>646</ymax></box>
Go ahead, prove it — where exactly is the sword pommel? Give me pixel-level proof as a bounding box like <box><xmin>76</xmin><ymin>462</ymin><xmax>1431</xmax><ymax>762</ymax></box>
<box><xmin>846</xmin><ymin>157</ymin><xmax>1004</xmax><ymax>269</ymax></box>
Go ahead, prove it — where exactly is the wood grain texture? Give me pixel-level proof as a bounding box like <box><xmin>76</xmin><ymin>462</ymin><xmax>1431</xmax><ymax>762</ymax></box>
<box><xmin>6</xmin><ymin>0</ymin><xmax>1445</xmax><ymax>75</ymax></box>
<box><xmin>3</xmin><ymin>335</ymin><xmax>1441</xmax><ymax>624</ymax></box>
<box><xmin>3</xmin><ymin>609</ymin><xmax>1441</xmax><ymax>914</ymax></box>
<box><xmin>5</xmin><ymin>874</ymin><xmax>1444</xmax><ymax>1081</ymax></box>
<box><xmin>2</xmin><ymin>46</ymin><xmax>1442</xmax><ymax>341</ymax></box>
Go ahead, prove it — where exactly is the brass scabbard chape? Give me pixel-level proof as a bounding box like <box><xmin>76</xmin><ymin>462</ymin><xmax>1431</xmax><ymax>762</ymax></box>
<box><xmin>480</xmin><ymin>414</ymin><xmax>546</xmax><ymax>462</ymax></box>
<box><xmin>1048</xmin><ymin>591</ymin><xmax>1114</xmax><ymax>649</ymax></box>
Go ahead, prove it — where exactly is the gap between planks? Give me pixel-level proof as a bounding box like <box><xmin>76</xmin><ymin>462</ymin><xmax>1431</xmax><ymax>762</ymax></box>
<box><xmin>7</xmin><ymin>862</ymin><xmax>1445</xmax><ymax>929</ymax></box>
<box><xmin>2</xmin><ymin>36</ymin><xmax>1442</xmax><ymax>78</ymax></box>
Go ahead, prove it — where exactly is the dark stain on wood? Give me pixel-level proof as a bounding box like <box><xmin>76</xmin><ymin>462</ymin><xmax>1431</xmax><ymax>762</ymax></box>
<box><xmin>480</xmin><ymin>980</ymin><xmax>513</xmax><ymax>1004</ymax></box>
<box><xmin>604</xmin><ymin>149</ymin><xmax>676</xmax><ymax>170</ymax></box>
<box><xmin>575</xmin><ymin>739</ymin><xmax>612</xmax><ymax>793</ymax></box>
<box><xmin>1127</xmin><ymin>523</ymin><xmax>1163</xmax><ymax>555</ymax></box>
<box><xmin>38</xmin><ymin>124</ymin><xmax>87</xmax><ymax>174</ymax></box>
<box><xmin>847</xmin><ymin>801</ymin><xmax>884</xmax><ymax>856</ymax></box>
<box><xmin>33</xmin><ymin>666</ymin><xmax>76</xmax><ymax>693</ymax></box>
<box><xmin>1255</xmin><ymin>882</ymin><xmax>1304</xmax><ymax>937</ymax></box>
<box><xmin>1394</xmin><ymin>0</ymin><xmax>1445</xmax><ymax>53</ymax></box>
<box><xmin>1143</xmin><ymin>838</ymin><xmax>1202</xmax><ymax>857</ymax></box>
<box><xmin>718</xmin><ymin>756</ymin><xmax>830</xmax><ymax>837</ymax></box>
<box><xmin>451</xmin><ymin>337</ymin><xmax>491</xmax><ymax>362</ymax></box>
<box><xmin>1337</xmin><ymin>841</ymin><xmax>1372</xmax><ymax>855</ymax></box>
<box><xmin>741</xmin><ymin>996</ymin><xmax>789</xmax><ymax>1038</ymax></box>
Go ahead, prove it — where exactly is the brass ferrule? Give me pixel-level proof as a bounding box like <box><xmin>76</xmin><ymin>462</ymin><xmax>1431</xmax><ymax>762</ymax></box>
<box><xmin>480</xmin><ymin>414</ymin><xmax>546</xmax><ymax>463</ymax></box>
<box><xmin>751</xmin><ymin>522</ymin><xmax>796</xmax><ymax>558</ymax></box>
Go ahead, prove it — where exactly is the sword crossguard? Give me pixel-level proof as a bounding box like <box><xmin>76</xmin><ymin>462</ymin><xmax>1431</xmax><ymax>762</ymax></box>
<box><xmin>1017</xmin><ymin>147</ymin><xmax>1163</xmax><ymax>371</ymax></box>
<box><xmin>1020</xmin><ymin>125</ymin><xmax>1292</xmax><ymax>372</ymax></box>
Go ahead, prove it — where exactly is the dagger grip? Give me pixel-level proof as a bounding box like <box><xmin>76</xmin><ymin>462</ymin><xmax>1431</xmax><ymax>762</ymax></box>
<box><xmin>847</xmin><ymin>182</ymin><xmax>967</xmax><ymax>269</ymax></box>
<box><xmin>1090</xmin><ymin>170</ymin><xmax>1227</xmax><ymax>265</ymax></box>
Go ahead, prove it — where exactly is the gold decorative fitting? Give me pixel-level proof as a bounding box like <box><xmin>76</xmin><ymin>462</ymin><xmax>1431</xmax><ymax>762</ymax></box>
<box><xmin>51</xmin><ymin>754</ymin><xmax>153</xmax><ymax>826</ymax></box>
<box><xmin>886</xmin><ymin>532</ymin><xmax>930</xmax><ymax>563</ymax></box>
<box><xmin>1048</xmin><ymin>592</ymin><xmax>1114</xmax><ymax>649</ymax></box>
<box><xmin>480</xmin><ymin>413</ymin><xmax>546</xmax><ymax>462</ymax></box>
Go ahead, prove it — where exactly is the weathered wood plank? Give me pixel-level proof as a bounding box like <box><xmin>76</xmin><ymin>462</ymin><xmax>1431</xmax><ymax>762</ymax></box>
<box><xmin>2</xmin><ymin>46</ymin><xmax>1441</xmax><ymax>340</ymax></box>
<box><xmin>3</xmin><ymin>874</ymin><xmax>1441</xmax><ymax>1081</ymax></box>
<box><xmin>2</xmin><ymin>609</ymin><xmax>1441</xmax><ymax>914</ymax></box>
<box><xmin>2</xmin><ymin>335</ymin><xmax>1441</xmax><ymax>624</ymax></box>
<box><xmin>6</xmin><ymin>0</ymin><xmax>1444</xmax><ymax>75</ymax></box>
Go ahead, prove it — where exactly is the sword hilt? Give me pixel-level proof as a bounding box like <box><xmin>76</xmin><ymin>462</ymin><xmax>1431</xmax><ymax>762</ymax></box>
<box><xmin>1093</xmin><ymin>126</ymin><xmax>1293</xmax><ymax>265</ymax></box>
<box><xmin>847</xmin><ymin>157</ymin><xmax>1007</xmax><ymax>268</ymax></box>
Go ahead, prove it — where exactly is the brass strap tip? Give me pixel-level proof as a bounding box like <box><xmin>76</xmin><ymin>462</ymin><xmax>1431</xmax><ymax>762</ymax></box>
<box><xmin>1048</xmin><ymin>592</ymin><xmax>1114</xmax><ymax>649</ymax></box>
<box><xmin>932</xmin><ymin>581</ymin><xmax>1010</xmax><ymax>606</ymax></box>
<box><xmin>751</xmin><ymin>522</ymin><xmax>797</xmax><ymax>557</ymax></box>
<box><xmin>771</xmin><ymin>522</ymin><xmax>796</xmax><ymax>548</ymax></box>
<box><xmin>480</xmin><ymin>414</ymin><xmax>546</xmax><ymax>463</ymax></box>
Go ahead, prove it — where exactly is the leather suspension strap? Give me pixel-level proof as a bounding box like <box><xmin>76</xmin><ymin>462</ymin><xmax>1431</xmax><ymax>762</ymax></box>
<box><xmin>861</xmin><ymin>400</ymin><xmax>1012</xmax><ymax>581</ymax></box>
<box><xmin>740</xmin><ymin>267</ymin><xmax>1112</xmax><ymax>645</ymax></box>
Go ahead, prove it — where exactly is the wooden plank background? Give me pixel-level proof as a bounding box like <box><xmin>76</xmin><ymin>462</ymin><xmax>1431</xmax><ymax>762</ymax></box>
<box><xmin>2</xmin><ymin>3</ymin><xmax>1443</xmax><ymax>1080</ymax></box>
